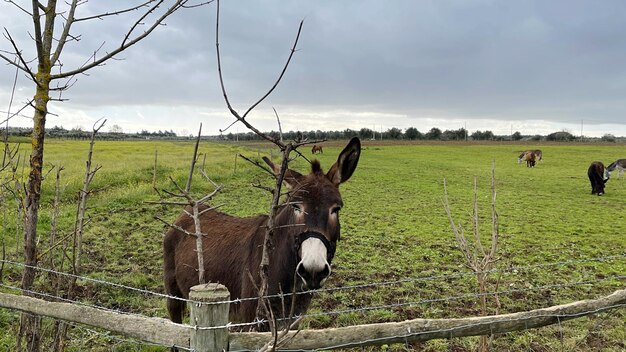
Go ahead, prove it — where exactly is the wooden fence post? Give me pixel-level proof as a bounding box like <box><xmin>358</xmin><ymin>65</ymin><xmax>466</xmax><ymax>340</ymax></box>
<box><xmin>189</xmin><ymin>283</ymin><xmax>230</xmax><ymax>352</ymax></box>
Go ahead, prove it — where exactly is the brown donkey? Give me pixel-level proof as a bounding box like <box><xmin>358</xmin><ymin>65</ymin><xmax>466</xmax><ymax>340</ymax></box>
<box><xmin>311</xmin><ymin>144</ymin><xmax>323</xmax><ymax>154</ymax></box>
<box><xmin>588</xmin><ymin>161</ymin><xmax>610</xmax><ymax>196</ymax></box>
<box><xmin>520</xmin><ymin>150</ymin><xmax>537</xmax><ymax>168</ymax></box>
<box><xmin>163</xmin><ymin>137</ymin><xmax>361</xmax><ymax>329</ymax></box>
<box><xmin>518</xmin><ymin>149</ymin><xmax>542</xmax><ymax>166</ymax></box>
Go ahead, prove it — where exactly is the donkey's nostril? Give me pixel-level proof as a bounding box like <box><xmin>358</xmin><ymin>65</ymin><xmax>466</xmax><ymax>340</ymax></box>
<box><xmin>320</xmin><ymin>263</ymin><xmax>331</xmax><ymax>280</ymax></box>
<box><xmin>297</xmin><ymin>262</ymin><xmax>308</xmax><ymax>278</ymax></box>
<box><xmin>296</xmin><ymin>261</ymin><xmax>332</xmax><ymax>290</ymax></box>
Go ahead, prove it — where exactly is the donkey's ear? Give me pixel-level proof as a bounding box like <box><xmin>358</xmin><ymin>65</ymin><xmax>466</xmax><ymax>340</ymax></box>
<box><xmin>263</xmin><ymin>156</ymin><xmax>303</xmax><ymax>189</ymax></box>
<box><xmin>326</xmin><ymin>137</ymin><xmax>361</xmax><ymax>186</ymax></box>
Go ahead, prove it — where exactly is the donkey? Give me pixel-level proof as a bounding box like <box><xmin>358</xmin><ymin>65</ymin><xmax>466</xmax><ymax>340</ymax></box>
<box><xmin>311</xmin><ymin>144</ymin><xmax>323</xmax><ymax>154</ymax></box>
<box><xmin>518</xmin><ymin>149</ymin><xmax>542</xmax><ymax>166</ymax></box>
<box><xmin>520</xmin><ymin>150</ymin><xmax>537</xmax><ymax>168</ymax></box>
<box><xmin>587</xmin><ymin>161</ymin><xmax>610</xmax><ymax>196</ymax></box>
<box><xmin>607</xmin><ymin>159</ymin><xmax>626</xmax><ymax>178</ymax></box>
<box><xmin>163</xmin><ymin>137</ymin><xmax>361</xmax><ymax>329</ymax></box>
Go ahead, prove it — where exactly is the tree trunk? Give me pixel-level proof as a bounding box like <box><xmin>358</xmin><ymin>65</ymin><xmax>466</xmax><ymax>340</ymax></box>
<box><xmin>19</xmin><ymin>52</ymin><xmax>52</xmax><ymax>352</ymax></box>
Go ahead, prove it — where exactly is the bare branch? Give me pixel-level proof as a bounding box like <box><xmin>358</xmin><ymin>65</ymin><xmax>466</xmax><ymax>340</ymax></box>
<box><xmin>197</xmin><ymin>185</ymin><xmax>224</xmax><ymax>205</ymax></box>
<box><xmin>199</xmin><ymin>169</ymin><xmax>220</xmax><ymax>189</ymax></box>
<box><xmin>185</xmin><ymin>124</ymin><xmax>202</xmax><ymax>193</ymax></box>
<box><xmin>215</xmin><ymin>0</ymin><xmax>303</xmax><ymax>147</ymax></box>
<box><xmin>4</xmin><ymin>1</ymin><xmax>34</xmax><ymax>16</ymax></box>
<box><xmin>2</xmin><ymin>56</ymin><xmax>20</xmax><ymax>160</ymax></box>
<box><xmin>144</xmin><ymin>200</ymin><xmax>190</xmax><ymax>206</ymax></box>
<box><xmin>273</xmin><ymin>107</ymin><xmax>284</xmax><ymax>144</ymax></box>
<box><xmin>489</xmin><ymin>160</ymin><xmax>499</xmax><ymax>259</ymax></box>
<box><xmin>50</xmin><ymin>0</ymin><xmax>79</xmax><ymax>66</ymax></box>
<box><xmin>0</xmin><ymin>101</ymin><xmax>34</xmax><ymax>126</ymax></box>
<box><xmin>240</xmin><ymin>21</ymin><xmax>303</xmax><ymax>121</ymax></box>
<box><xmin>31</xmin><ymin>0</ymin><xmax>45</xmax><ymax>64</ymax></box>
<box><xmin>181</xmin><ymin>0</ymin><xmax>214</xmax><ymax>9</ymax></box>
<box><xmin>1</xmin><ymin>29</ymin><xmax>37</xmax><ymax>83</ymax></box>
<box><xmin>252</xmin><ymin>184</ymin><xmax>274</xmax><ymax>194</ymax></box>
<box><xmin>51</xmin><ymin>0</ymin><xmax>207</xmax><ymax>80</ymax></box>
<box><xmin>238</xmin><ymin>154</ymin><xmax>274</xmax><ymax>177</ymax></box>
<box><xmin>442</xmin><ymin>168</ymin><xmax>502</xmax><ymax>351</ymax></box>
<box><xmin>73</xmin><ymin>1</ymin><xmax>156</xmax><ymax>22</ymax></box>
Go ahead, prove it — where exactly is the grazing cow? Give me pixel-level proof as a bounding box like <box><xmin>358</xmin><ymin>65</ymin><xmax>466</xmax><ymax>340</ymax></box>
<box><xmin>311</xmin><ymin>144</ymin><xmax>323</xmax><ymax>154</ymax></box>
<box><xmin>163</xmin><ymin>138</ymin><xmax>361</xmax><ymax>330</ymax></box>
<box><xmin>587</xmin><ymin>161</ymin><xmax>610</xmax><ymax>196</ymax></box>
<box><xmin>607</xmin><ymin>159</ymin><xmax>626</xmax><ymax>178</ymax></box>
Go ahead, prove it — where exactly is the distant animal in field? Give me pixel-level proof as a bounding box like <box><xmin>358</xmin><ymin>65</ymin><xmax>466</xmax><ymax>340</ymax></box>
<box><xmin>587</xmin><ymin>161</ymin><xmax>610</xmax><ymax>196</ymax></box>
<box><xmin>518</xmin><ymin>149</ymin><xmax>542</xmax><ymax>166</ymax></box>
<box><xmin>607</xmin><ymin>159</ymin><xmax>626</xmax><ymax>178</ymax></box>
<box><xmin>311</xmin><ymin>144</ymin><xmax>323</xmax><ymax>154</ymax></box>
<box><xmin>163</xmin><ymin>137</ymin><xmax>361</xmax><ymax>330</ymax></box>
<box><xmin>520</xmin><ymin>150</ymin><xmax>537</xmax><ymax>168</ymax></box>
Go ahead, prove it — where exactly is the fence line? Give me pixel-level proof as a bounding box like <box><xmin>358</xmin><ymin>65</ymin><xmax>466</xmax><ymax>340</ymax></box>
<box><xmin>62</xmin><ymin>321</ymin><xmax>187</xmax><ymax>351</ymax></box>
<box><xmin>1</xmin><ymin>255</ymin><xmax>624</xmax><ymax>349</ymax></box>
<box><xmin>0</xmin><ymin>290</ymin><xmax>190</xmax><ymax>348</ymax></box>
<box><xmin>229</xmin><ymin>295</ymin><xmax>626</xmax><ymax>351</ymax></box>
<box><xmin>1</xmin><ymin>269</ymin><xmax>624</xmax><ymax>332</ymax></box>
<box><xmin>1</xmin><ymin>255</ymin><xmax>624</xmax><ymax>333</ymax></box>
<box><xmin>291</xmin><ymin>275</ymin><xmax>626</xmax><ymax>320</ymax></box>
<box><xmin>0</xmin><ymin>259</ymin><xmax>185</xmax><ymax>301</ymax></box>
<box><xmin>1</xmin><ymin>286</ymin><xmax>624</xmax><ymax>351</ymax></box>
<box><xmin>0</xmin><ymin>281</ymin><xmax>268</xmax><ymax>331</ymax></box>
<box><xmin>1</xmin><ymin>252</ymin><xmax>624</xmax><ymax>306</ymax></box>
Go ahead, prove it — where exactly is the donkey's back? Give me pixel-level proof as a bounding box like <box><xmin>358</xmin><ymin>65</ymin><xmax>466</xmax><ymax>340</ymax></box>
<box><xmin>163</xmin><ymin>206</ymin><xmax>268</xmax><ymax>323</ymax></box>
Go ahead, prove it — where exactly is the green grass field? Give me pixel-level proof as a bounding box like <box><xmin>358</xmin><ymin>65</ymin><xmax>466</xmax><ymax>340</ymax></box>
<box><xmin>1</xmin><ymin>139</ymin><xmax>625</xmax><ymax>351</ymax></box>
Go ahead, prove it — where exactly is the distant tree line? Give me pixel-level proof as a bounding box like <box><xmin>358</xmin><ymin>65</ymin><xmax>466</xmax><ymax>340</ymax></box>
<box><xmin>4</xmin><ymin>125</ymin><xmax>178</xmax><ymax>140</ymax></box>
<box><xmin>224</xmin><ymin>127</ymin><xmax>620</xmax><ymax>142</ymax></box>
<box><xmin>4</xmin><ymin>125</ymin><xmax>622</xmax><ymax>142</ymax></box>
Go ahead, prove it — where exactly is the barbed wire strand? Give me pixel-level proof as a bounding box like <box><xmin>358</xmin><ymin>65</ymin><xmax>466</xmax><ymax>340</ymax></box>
<box><xmin>62</xmin><ymin>320</ymin><xmax>192</xmax><ymax>351</ymax></box>
<box><xmin>0</xmin><ymin>259</ymin><xmax>192</xmax><ymax>302</ymax></box>
<box><xmin>284</xmin><ymin>275</ymin><xmax>626</xmax><ymax>322</ymax></box>
<box><xmin>0</xmin><ymin>281</ymin><xmax>267</xmax><ymax>331</ymax></box>
<box><xmin>1</xmin><ymin>253</ymin><xmax>624</xmax><ymax>307</ymax></box>
<box><xmin>1</xmin><ymin>273</ymin><xmax>624</xmax><ymax>352</ymax></box>
<box><xmin>226</xmin><ymin>302</ymin><xmax>626</xmax><ymax>352</ymax></box>
<box><xmin>6</xmin><ymin>274</ymin><xmax>618</xmax><ymax>332</ymax></box>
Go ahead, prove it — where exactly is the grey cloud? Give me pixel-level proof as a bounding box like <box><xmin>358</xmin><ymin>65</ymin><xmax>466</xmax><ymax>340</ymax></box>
<box><xmin>2</xmin><ymin>0</ymin><xmax>626</xmax><ymax>132</ymax></box>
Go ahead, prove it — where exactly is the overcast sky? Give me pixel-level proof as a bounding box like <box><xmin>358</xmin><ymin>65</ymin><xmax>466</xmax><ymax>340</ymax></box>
<box><xmin>2</xmin><ymin>1</ymin><xmax>626</xmax><ymax>137</ymax></box>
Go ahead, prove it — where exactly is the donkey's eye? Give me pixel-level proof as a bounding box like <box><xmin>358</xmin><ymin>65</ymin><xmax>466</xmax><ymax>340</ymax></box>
<box><xmin>292</xmin><ymin>204</ymin><xmax>303</xmax><ymax>213</ymax></box>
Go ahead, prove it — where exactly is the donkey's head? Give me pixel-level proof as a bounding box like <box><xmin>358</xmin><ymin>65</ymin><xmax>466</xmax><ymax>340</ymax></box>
<box><xmin>603</xmin><ymin>167</ymin><xmax>610</xmax><ymax>182</ymax></box>
<box><xmin>263</xmin><ymin>137</ymin><xmax>361</xmax><ymax>290</ymax></box>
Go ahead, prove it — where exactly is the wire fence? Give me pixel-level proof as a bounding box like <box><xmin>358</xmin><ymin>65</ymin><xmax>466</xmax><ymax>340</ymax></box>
<box><xmin>3</xmin><ymin>252</ymin><xmax>625</xmax><ymax>306</ymax></box>
<box><xmin>241</xmin><ymin>302</ymin><xmax>626</xmax><ymax>352</ymax></box>
<box><xmin>1</xmin><ymin>254</ymin><xmax>625</xmax><ymax>337</ymax></box>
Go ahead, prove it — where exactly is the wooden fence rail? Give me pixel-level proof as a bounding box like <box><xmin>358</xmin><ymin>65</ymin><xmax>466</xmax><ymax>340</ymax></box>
<box><xmin>1</xmin><ymin>285</ymin><xmax>625</xmax><ymax>351</ymax></box>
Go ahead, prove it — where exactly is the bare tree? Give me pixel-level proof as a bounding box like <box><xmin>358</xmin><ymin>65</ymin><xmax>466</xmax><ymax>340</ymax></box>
<box><xmin>0</xmin><ymin>1</ymin><xmax>209</xmax><ymax>350</ymax></box>
<box><xmin>214</xmin><ymin>0</ymin><xmax>326</xmax><ymax>346</ymax></box>
<box><xmin>151</xmin><ymin>123</ymin><xmax>223</xmax><ymax>285</ymax></box>
<box><xmin>443</xmin><ymin>161</ymin><xmax>501</xmax><ymax>352</ymax></box>
<box><xmin>72</xmin><ymin>119</ymin><xmax>105</xmax><ymax>279</ymax></box>
<box><xmin>108</xmin><ymin>124</ymin><xmax>124</xmax><ymax>134</ymax></box>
